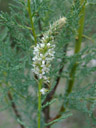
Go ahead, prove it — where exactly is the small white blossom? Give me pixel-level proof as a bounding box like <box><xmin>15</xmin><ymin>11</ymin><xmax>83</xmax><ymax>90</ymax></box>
<box><xmin>47</xmin><ymin>43</ymin><xmax>51</xmax><ymax>47</ymax></box>
<box><xmin>40</xmin><ymin>43</ymin><xmax>45</xmax><ymax>48</ymax></box>
<box><xmin>40</xmin><ymin>88</ymin><xmax>47</xmax><ymax>95</ymax></box>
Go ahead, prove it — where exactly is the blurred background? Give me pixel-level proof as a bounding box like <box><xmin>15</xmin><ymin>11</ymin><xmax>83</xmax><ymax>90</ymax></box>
<box><xmin>0</xmin><ymin>0</ymin><xmax>12</xmax><ymax>12</ymax></box>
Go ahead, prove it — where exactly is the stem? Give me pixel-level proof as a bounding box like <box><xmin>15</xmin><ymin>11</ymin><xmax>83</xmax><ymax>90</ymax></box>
<box><xmin>74</xmin><ymin>0</ymin><xmax>86</xmax><ymax>54</ymax></box>
<box><xmin>43</xmin><ymin>44</ymin><xmax>68</xmax><ymax>128</ymax></box>
<box><xmin>43</xmin><ymin>106</ymin><xmax>50</xmax><ymax>128</ymax></box>
<box><xmin>82</xmin><ymin>34</ymin><xmax>94</xmax><ymax>43</ymax></box>
<box><xmin>27</xmin><ymin>0</ymin><xmax>37</xmax><ymax>44</ymax></box>
<box><xmin>37</xmin><ymin>13</ymin><xmax>42</xmax><ymax>32</ymax></box>
<box><xmin>8</xmin><ymin>92</ymin><xmax>25</xmax><ymax>128</ymax></box>
<box><xmin>49</xmin><ymin>106</ymin><xmax>65</xmax><ymax>126</ymax></box>
<box><xmin>48</xmin><ymin>0</ymin><xmax>86</xmax><ymax>125</ymax></box>
<box><xmin>43</xmin><ymin>44</ymin><xmax>68</xmax><ymax>105</ymax></box>
<box><xmin>38</xmin><ymin>79</ymin><xmax>42</xmax><ymax>128</ymax></box>
<box><xmin>66</xmin><ymin>0</ymin><xmax>86</xmax><ymax>96</ymax></box>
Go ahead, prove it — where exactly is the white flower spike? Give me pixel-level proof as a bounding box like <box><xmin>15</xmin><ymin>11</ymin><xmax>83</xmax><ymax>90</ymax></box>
<box><xmin>32</xmin><ymin>17</ymin><xmax>67</xmax><ymax>83</ymax></box>
<box><xmin>32</xmin><ymin>41</ymin><xmax>55</xmax><ymax>83</ymax></box>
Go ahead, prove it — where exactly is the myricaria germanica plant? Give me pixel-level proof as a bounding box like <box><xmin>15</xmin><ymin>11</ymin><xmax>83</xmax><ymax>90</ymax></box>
<box><xmin>0</xmin><ymin>0</ymin><xmax>96</xmax><ymax>128</ymax></box>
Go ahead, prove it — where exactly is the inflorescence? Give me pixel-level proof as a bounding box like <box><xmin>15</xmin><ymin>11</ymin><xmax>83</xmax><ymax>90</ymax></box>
<box><xmin>32</xmin><ymin>17</ymin><xmax>66</xmax><ymax>84</ymax></box>
<box><xmin>32</xmin><ymin>41</ymin><xmax>55</xmax><ymax>83</ymax></box>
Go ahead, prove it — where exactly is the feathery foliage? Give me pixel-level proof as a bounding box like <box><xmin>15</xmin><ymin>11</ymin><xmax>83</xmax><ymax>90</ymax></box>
<box><xmin>0</xmin><ymin>0</ymin><xmax>96</xmax><ymax>128</ymax></box>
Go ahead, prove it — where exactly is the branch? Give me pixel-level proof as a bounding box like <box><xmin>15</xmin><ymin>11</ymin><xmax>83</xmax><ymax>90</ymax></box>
<box><xmin>43</xmin><ymin>44</ymin><xmax>68</xmax><ymax>105</ymax></box>
<box><xmin>82</xmin><ymin>34</ymin><xmax>94</xmax><ymax>43</ymax></box>
<box><xmin>50</xmin><ymin>106</ymin><xmax>65</xmax><ymax>122</ymax></box>
<box><xmin>42</xmin><ymin>44</ymin><xmax>68</xmax><ymax>128</ymax></box>
<box><xmin>27</xmin><ymin>0</ymin><xmax>37</xmax><ymax>44</ymax></box>
<box><xmin>1</xmin><ymin>78</ymin><xmax>25</xmax><ymax>128</ymax></box>
<box><xmin>66</xmin><ymin>0</ymin><xmax>86</xmax><ymax>95</ymax></box>
<box><xmin>8</xmin><ymin>91</ymin><xmax>25</xmax><ymax>128</ymax></box>
<box><xmin>36</xmin><ymin>12</ymin><xmax>42</xmax><ymax>32</ymax></box>
<box><xmin>47</xmin><ymin>0</ymin><xmax>86</xmax><ymax>125</ymax></box>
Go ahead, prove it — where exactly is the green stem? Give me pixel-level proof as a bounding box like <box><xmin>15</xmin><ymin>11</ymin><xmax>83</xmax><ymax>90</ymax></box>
<box><xmin>38</xmin><ymin>79</ymin><xmax>42</xmax><ymax>128</ymax></box>
<box><xmin>74</xmin><ymin>0</ymin><xmax>86</xmax><ymax>54</ymax></box>
<box><xmin>45</xmin><ymin>0</ymin><xmax>87</xmax><ymax>124</ymax></box>
<box><xmin>82</xmin><ymin>34</ymin><xmax>94</xmax><ymax>43</ymax></box>
<box><xmin>48</xmin><ymin>1</ymin><xmax>87</xmax><ymax>123</ymax></box>
<box><xmin>66</xmin><ymin>0</ymin><xmax>86</xmax><ymax>96</ymax></box>
<box><xmin>27</xmin><ymin>0</ymin><xmax>37</xmax><ymax>44</ymax></box>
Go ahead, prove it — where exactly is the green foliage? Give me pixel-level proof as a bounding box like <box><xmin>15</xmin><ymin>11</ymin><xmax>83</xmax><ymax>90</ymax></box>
<box><xmin>0</xmin><ymin>0</ymin><xmax>96</xmax><ymax>128</ymax></box>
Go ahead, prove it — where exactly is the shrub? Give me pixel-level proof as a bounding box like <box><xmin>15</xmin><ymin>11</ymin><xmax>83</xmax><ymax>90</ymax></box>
<box><xmin>0</xmin><ymin>0</ymin><xmax>96</xmax><ymax>128</ymax></box>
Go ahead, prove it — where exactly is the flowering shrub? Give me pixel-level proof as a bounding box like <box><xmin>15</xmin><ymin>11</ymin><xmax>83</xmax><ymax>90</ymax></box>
<box><xmin>0</xmin><ymin>0</ymin><xmax>96</xmax><ymax>128</ymax></box>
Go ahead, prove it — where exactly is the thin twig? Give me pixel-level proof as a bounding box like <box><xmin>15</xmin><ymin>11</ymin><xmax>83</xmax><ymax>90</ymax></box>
<box><xmin>8</xmin><ymin>91</ymin><xmax>25</xmax><ymax>128</ymax></box>
<box><xmin>82</xmin><ymin>34</ymin><xmax>94</xmax><ymax>43</ymax></box>
<box><xmin>43</xmin><ymin>44</ymin><xmax>68</xmax><ymax>105</ymax></box>
<box><xmin>27</xmin><ymin>0</ymin><xmax>37</xmax><ymax>44</ymax></box>
<box><xmin>42</xmin><ymin>44</ymin><xmax>68</xmax><ymax>128</ymax></box>
<box><xmin>36</xmin><ymin>13</ymin><xmax>42</xmax><ymax>32</ymax></box>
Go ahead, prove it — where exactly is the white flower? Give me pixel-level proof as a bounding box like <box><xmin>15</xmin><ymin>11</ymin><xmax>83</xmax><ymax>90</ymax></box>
<box><xmin>47</xmin><ymin>43</ymin><xmax>51</xmax><ymax>47</ymax></box>
<box><xmin>40</xmin><ymin>88</ymin><xmax>47</xmax><ymax>95</ymax></box>
<box><xmin>32</xmin><ymin>41</ymin><xmax>55</xmax><ymax>82</ymax></box>
<box><xmin>40</xmin><ymin>43</ymin><xmax>45</xmax><ymax>47</ymax></box>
